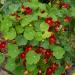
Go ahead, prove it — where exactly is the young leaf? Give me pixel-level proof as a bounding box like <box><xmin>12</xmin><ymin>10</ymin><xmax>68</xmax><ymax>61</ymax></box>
<box><xmin>24</xmin><ymin>27</ymin><xmax>35</xmax><ymax>40</ymax></box>
<box><xmin>35</xmin><ymin>32</ymin><xmax>42</xmax><ymax>41</ymax></box>
<box><xmin>15</xmin><ymin>25</ymin><xmax>24</xmax><ymax>34</ymax></box>
<box><xmin>26</xmin><ymin>51</ymin><xmax>41</xmax><ymax>65</ymax></box>
<box><xmin>16</xmin><ymin>35</ymin><xmax>28</xmax><ymax>46</ymax></box>
<box><xmin>53</xmin><ymin>46</ymin><xmax>65</xmax><ymax>59</ymax></box>
<box><xmin>26</xmin><ymin>64</ymin><xmax>37</xmax><ymax>71</ymax></box>
<box><xmin>40</xmin><ymin>22</ymin><xmax>49</xmax><ymax>31</ymax></box>
<box><xmin>13</xmin><ymin>65</ymin><xmax>24</xmax><ymax>75</ymax></box>
<box><xmin>7</xmin><ymin>43</ymin><xmax>20</xmax><ymax>58</ymax></box>
<box><xmin>4</xmin><ymin>28</ymin><xmax>16</xmax><ymax>40</ymax></box>
<box><xmin>5</xmin><ymin>58</ymin><xmax>16</xmax><ymax>72</ymax></box>
<box><xmin>21</xmin><ymin>15</ymin><xmax>37</xmax><ymax>27</ymax></box>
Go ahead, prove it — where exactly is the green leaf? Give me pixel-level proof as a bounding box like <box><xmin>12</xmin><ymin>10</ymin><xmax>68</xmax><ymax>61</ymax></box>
<box><xmin>40</xmin><ymin>22</ymin><xmax>49</xmax><ymax>31</ymax></box>
<box><xmin>42</xmin><ymin>31</ymin><xmax>52</xmax><ymax>39</ymax></box>
<box><xmin>1</xmin><ymin>16</ymin><xmax>12</xmax><ymax>33</ymax></box>
<box><xmin>53</xmin><ymin>46</ymin><xmax>65</xmax><ymax>59</ymax></box>
<box><xmin>15</xmin><ymin>25</ymin><xmax>24</xmax><ymax>34</ymax></box>
<box><xmin>35</xmin><ymin>32</ymin><xmax>42</xmax><ymax>41</ymax></box>
<box><xmin>30</xmin><ymin>40</ymin><xmax>39</xmax><ymax>46</ymax></box>
<box><xmin>41</xmin><ymin>40</ymin><xmax>50</xmax><ymax>49</ymax></box>
<box><xmin>53</xmin><ymin>66</ymin><xmax>65</xmax><ymax>75</ymax></box>
<box><xmin>24</xmin><ymin>27</ymin><xmax>35</xmax><ymax>40</ymax></box>
<box><xmin>26</xmin><ymin>51</ymin><xmax>40</xmax><ymax>65</ymax></box>
<box><xmin>13</xmin><ymin>65</ymin><xmax>24</xmax><ymax>75</ymax></box>
<box><xmin>71</xmin><ymin>7</ymin><xmax>75</xmax><ymax>17</ymax></box>
<box><xmin>23</xmin><ymin>2</ymin><xmax>39</xmax><ymax>10</ymax></box>
<box><xmin>5</xmin><ymin>58</ymin><xmax>16</xmax><ymax>72</ymax></box>
<box><xmin>16</xmin><ymin>35</ymin><xmax>28</xmax><ymax>46</ymax></box>
<box><xmin>26</xmin><ymin>64</ymin><xmax>37</xmax><ymax>71</ymax></box>
<box><xmin>8</xmin><ymin>4</ymin><xmax>20</xmax><ymax>14</ymax></box>
<box><xmin>0</xmin><ymin>53</ymin><xmax>5</xmax><ymax>64</ymax></box>
<box><xmin>7</xmin><ymin>43</ymin><xmax>20</xmax><ymax>58</ymax></box>
<box><xmin>49</xmin><ymin>13</ymin><xmax>58</xmax><ymax>21</ymax></box>
<box><xmin>21</xmin><ymin>15</ymin><xmax>37</xmax><ymax>27</ymax></box>
<box><xmin>39</xmin><ymin>12</ymin><xmax>48</xmax><ymax>18</ymax></box>
<box><xmin>32</xmin><ymin>67</ymin><xmax>38</xmax><ymax>75</ymax></box>
<box><xmin>34</xmin><ymin>21</ymin><xmax>41</xmax><ymax>31</ymax></box>
<box><xmin>4</xmin><ymin>28</ymin><xmax>16</xmax><ymax>40</ymax></box>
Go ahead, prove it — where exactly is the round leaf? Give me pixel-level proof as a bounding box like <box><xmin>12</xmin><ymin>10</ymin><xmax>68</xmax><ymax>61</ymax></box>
<box><xmin>53</xmin><ymin>46</ymin><xmax>65</xmax><ymax>59</ymax></box>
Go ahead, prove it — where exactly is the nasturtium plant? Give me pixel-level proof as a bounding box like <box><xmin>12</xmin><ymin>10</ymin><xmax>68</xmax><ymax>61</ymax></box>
<box><xmin>0</xmin><ymin>0</ymin><xmax>75</xmax><ymax>75</ymax></box>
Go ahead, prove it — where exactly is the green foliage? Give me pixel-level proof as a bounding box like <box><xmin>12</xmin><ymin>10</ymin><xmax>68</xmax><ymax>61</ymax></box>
<box><xmin>21</xmin><ymin>15</ymin><xmax>37</xmax><ymax>27</ymax></box>
<box><xmin>3</xmin><ymin>28</ymin><xmax>16</xmax><ymax>40</ymax></box>
<box><xmin>26</xmin><ymin>51</ymin><xmax>41</xmax><ymax>65</ymax></box>
<box><xmin>24</xmin><ymin>27</ymin><xmax>35</xmax><ymax>40</ymax></box>
<box><xmin>52</xmin><ymin>45</ymin><xmax>65</xmax><ymax>59</ymax></box>
<box><xmin>1</xmin><ymin>16</ymin><xmax>12</xmax><ymax>33</ymax></box>
<box><xmin>35</xmin><ymin>31</ymin><xmax>42</xmax><ymax>41</ymax></box>
<box><xmin>53</xmin><ymin>66</ymin><xmax>65</xmax><ymax>75</ymax></box>
<box><xmin>7</xmin><ymin>43</ymin><xmax>21</xmax><ymax>58</ymax></box>
<box><xmin>13</xmin><ymin>65</ymin><xmax>24</xmax><ymax>75</ymax></box>
<box><xmin>16</xmin><ymin>35</ymin><xmax>28</xmax><ymax>46</ymax></box>
<box><xmin>15</xmin><ymin>25</ymin><xmax>24</xmax><ymax>34</ymax></box>
<box><xmin>40</xmin><ymin>22</ymin><xmax>49</xmax><ymax>31</ymax></box>
<box><xmin>5</xmin><ymin>58</ymin><xmax>16</xmax><ymax>72</ymax></box>
<box><xmin>26</xmin><ymin>64</ymin><xmax>37</xmax><ymax>71</ymax></box>
<box><xmin>0</xmin><ymin>53</ymin><xmax>5</xmax><ymax>64</ymax></box>
<box><xmin>0</xmin><ymin>0</ymin><xmax>75</xmax><ymax>74</ymax></box>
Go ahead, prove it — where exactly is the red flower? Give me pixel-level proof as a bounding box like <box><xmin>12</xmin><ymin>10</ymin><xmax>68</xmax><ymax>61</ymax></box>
<box><xmin>51</xmin><ymin>63</ymin><xmax>59</xmax><ymax>72</ymax></box>
<box><xmin>46</xmin><ymin>67</ymin><xmax>53</xmax><ymax>75</ymax></box>
<box><xmin>64</xmin><ymin>16</ymin><xmax>72</xmax><ymax>23</ymax></box>
<box><xmin>55</xmin><ymin>21</ymin><xmax>61</xmax><ymax>26</ymax></box>
<box><xmin>54</xmin><ymin>25</ymin><xmax>60</xmax><ymax>32</ymax></box>
<box><xmin>0</xmin><ymin>41</ymin><xmax>7</xmax><ymax>49</ymax></box>
<box><xmin>20</xmin><ymin>52</ymin><xmax>26</xmax><ymax>59</ymax></box>
<box><xmin>25</xmin><ymin>45</ymin><xmax>32</xmax><ymax>53</ymax></box>
<box><xmin>45</xmin><ymin>17</ymin><xmax>54</xmax><ymax>27</ymax></box>
<box><xmin>49</xmin><ymin>35</ymin><xmax>56</xmax><ymax>44</ymax></box>
<box><xmin>25</xmin><ymin>7</ymin><xmax>33</xmax><ymax>15</ymax></box>
<box><xmin>36</xmin><ymin>47</ymin><xmax>46</xmax><ymax>55</ymax></box>
<box><xmin>45</xmin><ymin>50</ymin><xmax>53</xmax><ymax>59</ymax></box>
<box><xmin>62</xmin><ymin>3</ymin><xmax>70</xmax><ymax>8</ymax></box>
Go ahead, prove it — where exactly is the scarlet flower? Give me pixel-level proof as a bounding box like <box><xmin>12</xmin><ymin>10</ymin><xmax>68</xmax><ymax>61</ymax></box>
<box><xmin>55</xmin><ymin>21</ymin><xmax>61</xmax><ymax>26</ymax></box>
<box><xmin>25</xmin><ymin>7</ymin><xmax>33</xmax><ymax>15</ymax></box>
<box><xmin>45</xmin><ymin>17</ymin><xmax>54</xmax><ymax>27</ymax></box>
<box><xmin>24</xmin><ymin>45</ymin><xmax>32</xmax><ymax>53</ymax></box>
<box><xmin>46</xmin><ymin>67</ymin><xmax>53</xmax><ymax>75</ymax></box>
<box><xmin>64</xmin><ymin>16</ymin><xmax>72</xmax><ymax>23</ymax></box>
<box><xmin>49</xmin><ymin>35</ymin><xmax>56</xmax><ymax>44</ymax></box>
<box><xmin>51</xmin><ymin>63</ymin><xmax>59</xmax><ymax>72</ymax></box>
<box><xmin>62</xmin><ymin>3</ymin><xmax>70</xmax><ymax>8</ymax></box>
<box><xmin>0</xmin><ymin>41</ymin><xmax>7</xmax><ymax>49</ymax></box>
<box><xmin>54</xmin><ymin>25</ymin><xmax>60</xmax><ymax>32</ymax></box>
<box><xmin>20</xmin><ymin>52</ymin><xmax>26</xmax><ymax>59</ymax></box>
<box><xmin>45</xmin><ymin>50</ymin><xmax>53</xmax><ymax>59</ymax></box>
